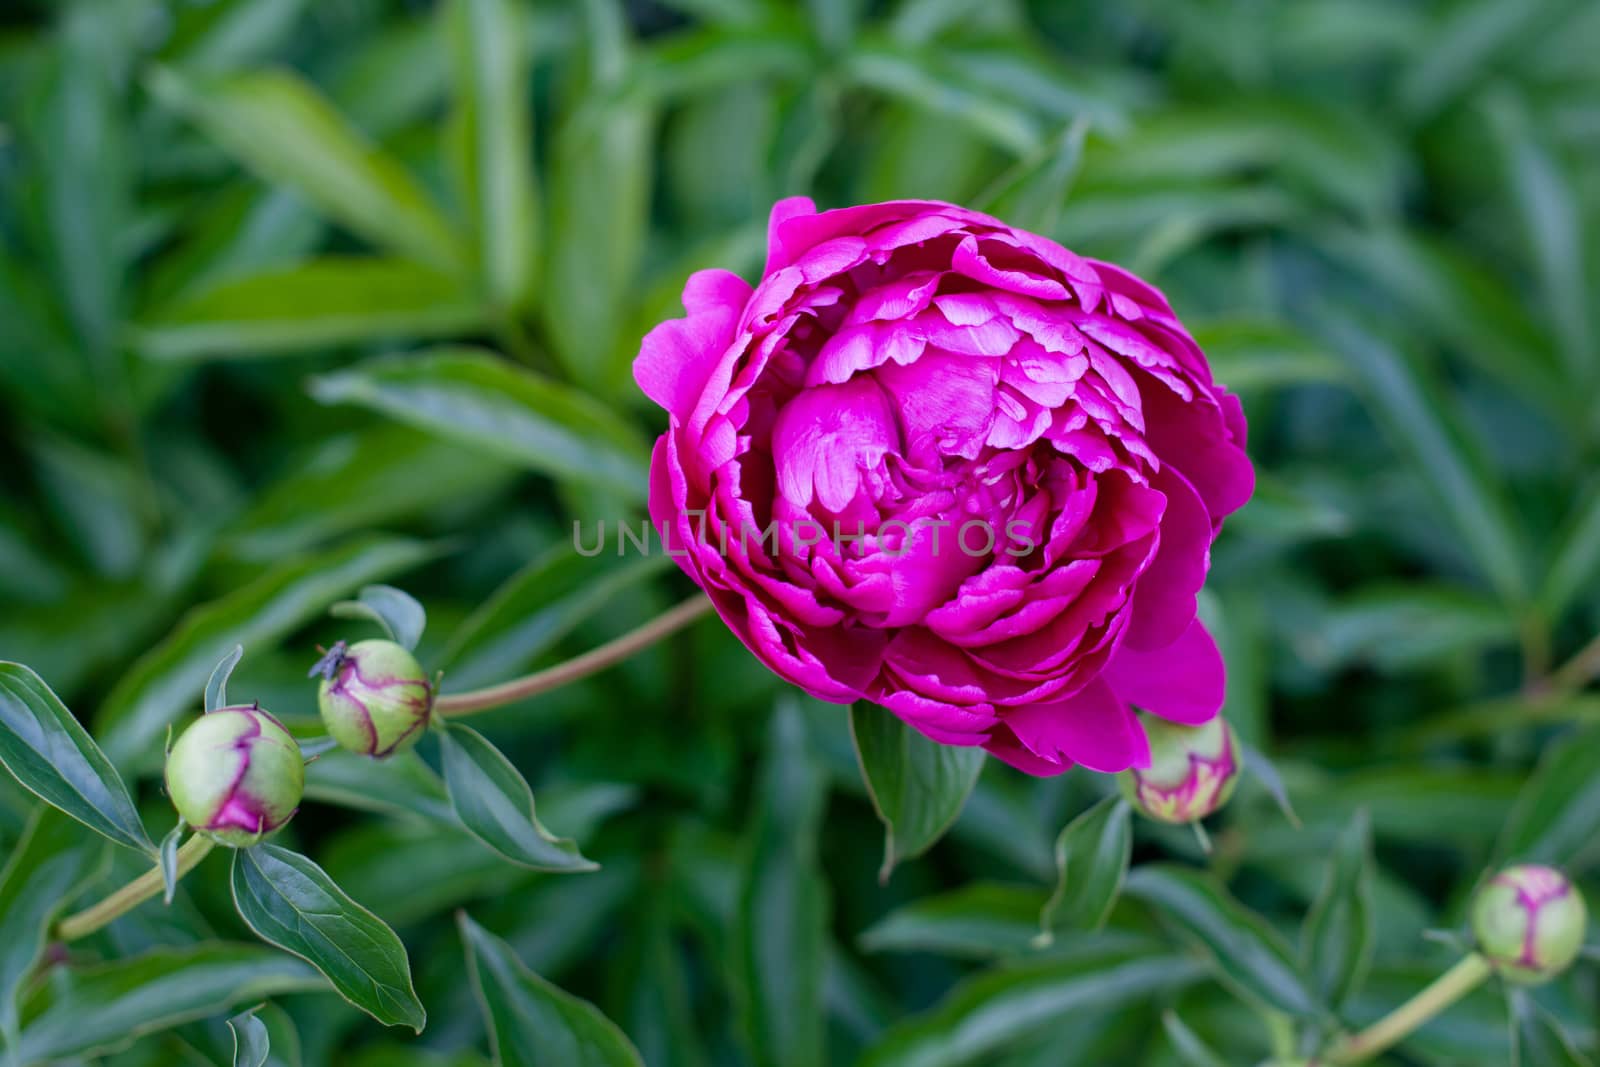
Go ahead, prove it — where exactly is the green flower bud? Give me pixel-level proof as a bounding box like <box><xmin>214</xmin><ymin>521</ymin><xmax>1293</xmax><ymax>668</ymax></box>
<box><xmin>165</xmin><ymin>706</ymin><xmax>304</xmax><ymax>847</ymax></box>
<box><xmin>313</xmin><ymin>639</ymin><xmax>432</xmax><ymax>757</ymax></box>
<box><xmin>1471</xmin><ymin>864</ymin><xmax>1587</xmax><ymax>985</ymax></box>
<box><xmin>1118</xmin><ymin>716</ymin><xmax>1240</xmax><ymax>824</ymax></box>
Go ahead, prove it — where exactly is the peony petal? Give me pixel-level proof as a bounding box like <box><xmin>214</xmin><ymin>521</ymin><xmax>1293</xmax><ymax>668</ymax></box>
<box><xmin>634</xmin><ymin>276</ymin><xmax>746</xmax><ymax>418</ymax></box>
<box><xmin>998</xmin><ymin>677</ymin><xmax>1149</xmax><ymax>773</ymax></box>
<box><xmin>764</xmin><ymin>196</ymin><xmax>818</xmax><ymax>274</ymax></box>
<box><xmin>1123</xmin><ymin>465</ymin><xmax>1211</xmax><ymax>650</ymax></box>
<box><xmin>1102</xmin><ymin>618</ymin><xmax>1224</xmax><ymax>725</ymax></box>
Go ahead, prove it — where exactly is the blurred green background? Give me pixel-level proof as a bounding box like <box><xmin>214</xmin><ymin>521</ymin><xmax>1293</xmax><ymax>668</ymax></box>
<box><xmin>2</xmin><ymin>0</ymin><xmax>1599</xmax><ymax>1064</ymax></box>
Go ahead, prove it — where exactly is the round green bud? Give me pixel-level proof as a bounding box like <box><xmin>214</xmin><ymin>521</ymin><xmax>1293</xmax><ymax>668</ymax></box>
<box><xmin>1118</xmin><ymin>716</ymin><xmax>1241</xmax><ymax>824</ymax></box>
<box><xmin>165</xmin><ymin>706</ymin><xmax>304</xmax><ymax>848</ymax></box>
<box><xmin>314</xmin><ymin>639</ymin><xmax>432</xmax><ymax>757</ymax></box>
<box><xmin>1471</xmin><ymin>864</ymin><xmax>1587</xmax><ymax>985</ymax></box>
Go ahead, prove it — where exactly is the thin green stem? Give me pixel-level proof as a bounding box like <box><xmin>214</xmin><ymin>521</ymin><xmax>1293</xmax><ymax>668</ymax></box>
<box><xmin>56</xmin><ymin>835</ymin><xmax>215</xmax><ymax>942</ymax></box>
<box><xmin>1326</xmin><ymin>953</ymin><xmax>1492</xmax><ymax>1064</ymax></box>
<box><xmin>435</xmin><ymin>595</ymin><xmax>713</xmax><ymax>716</ymax></box>
<box><xmin>1548</xmin><ymin>629</ymin><xmax>1600</xmax><ymax>695</ymax></box>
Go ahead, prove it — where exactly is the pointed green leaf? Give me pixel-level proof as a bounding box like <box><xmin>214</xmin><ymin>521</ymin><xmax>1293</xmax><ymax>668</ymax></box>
<box><xmin>1539</xmin><ymin>482</ymin><xmax>1600</xmax><ymax>622</ymax></box>
<box><xmin>133</xmin><ymin>258</ymin><xmax>486</xmax><ymax>360</ymax></box>
<box><xmin>1496</xmin><ymin>725</ymin><xmax>1600</xmax><ymax>872</ymax></box>
<box><xmin>859</xmin><ymin>883</ymin><xmax>1045</xmax><ymax>959</ymax></box>
<box><xmin>446</xmin><ymin>0</ymin><xmax>539</xmax><ymax>308</ymax></box>
<box><xmin>159</xmin><ymin>824</ymin><xmax>185</xmax><ymax>905</ymax></box>
<box><xmin>97</xmin><ymin>535</ymin><xmax>435</xmax><ymax>770</ymax></box>
<box><xmin>542</xmin><ymin>85</ymin><xmax>653</xmax><ymax>391</ymax></box>
<box><xmin>308</xmin><ymin>348</ymin><xmax>649</xmax><ymax>499</ymax></box>
<box><xmin>438</xmin><ymin>722</ymin><xmax>598</xmax><ymax>872</ymax></box>
<box><xmin>1036</xmin><ymin>795</ymin><xmax>1132</xmax><ymax>945</ymax></box>
<box><xmin>1301</xmin><ymin>811</ymin><xmax>1375</xmax><ymax>1008</ymax></box>
<box><xmin>1239</xmin><ymin>741</ymin><xmax>1300</xmax><ymax>828</ymax></box>
<box><xmin>14</xmin><ymin>943</ymin><xmax>322</xmax><ymax>1063</ymax></box>
<box><xmin>1513</xmin><ymin>993</ymin><xmax>1593</xmax><ymax>1067</ymax></box>
<box><xmin>1125</xmin><ymin>864</ymin><xmax>1321</xmax><ymax>1018</ymax></box>
<box><xmin>228</xmin><ymin>1006</ymin><xmax>271</xmax><ymax>1067</ymax></box>
<box><xmin>1161</xmin><ymin>1011</ymin><xmax>1228</xmax><ymax>1067</ymax></box>
<box><xmin>206</xmin><ymin>645</ymin><xmax>244</xmax><ymax>713</ymax></box>
<box><xmin>0</xmin><ymin>808</ymin><xmax>109</xmax><ymax>1046</ymax></box>
<box><xmin>858</xmin><ymin>940</ymin><xmax>1205</xmax><ymax>1067</ymax></box>
<box><xmin>737</xmin><ymin>699</ymin><xmax>829</xmax><ymax>1067</ymax></box>
<box><xmin>0</xmin><ymin>662</ymin><xmax>155</xmax><ymax>854</ymax></box>
<box><xmin>1318</xmin><ymin>313</ymin><xmax>1527</xmax><ymax>605</ymax></box>
<box><xmin>330</xmin><ymin>584</ymin><xmax>426</xmax><ymax>651</ymax></box>
<box><xmin>459</xmin><ymin>912</ymin><xmax>644</xmax><ymax>1067</ymax></box>
<box><xmin>147</xmin><ymin>66</ymin><xmax>464</xmax><ymax>272</ymax></box>
<box><xmin>230</xmin><ymin>845</ymin><xmax>425</xmax><ymax>1031</ymax></box>
<box><xmin>850</xmin><ymin>701</ymin><xmax>985</xmax><ymax>884</ymax></box>
<box><xmin>1485</xmin><ymin>90</ymin><xmax>1594</xmax><ymax>383</ymax></box>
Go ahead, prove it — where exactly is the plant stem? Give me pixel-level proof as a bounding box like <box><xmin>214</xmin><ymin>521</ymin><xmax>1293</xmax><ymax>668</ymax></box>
<box><xmin>1326</xmin><ymin>953</ymin><xmax>1492</xmax><ymax>1064</ymax></box>
<box><xmin>1549</xmin><ymin>629</ymin><xmax>1600</xmax><ymax>695</ymax></box>
<box><xmin>435</xmin><ymin>595</ymin><xmax>714</xmax><ymax>716</ymax></box>
<box><xmin>56</xmin><ymin>836</ymin><xmax>215</xmax><ymax>942</ymax></box>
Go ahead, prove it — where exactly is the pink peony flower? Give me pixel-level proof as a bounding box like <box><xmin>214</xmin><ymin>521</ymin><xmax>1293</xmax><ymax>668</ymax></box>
<box><xmin>635</xmin><ymin>198</ymin><xmax>1253</xmax><ymax>776</ymax></box>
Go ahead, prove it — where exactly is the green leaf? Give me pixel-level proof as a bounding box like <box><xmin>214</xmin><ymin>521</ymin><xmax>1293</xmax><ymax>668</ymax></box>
<box><xmin>147</xmin><ymin>66</ymin><xmax>464</xmax><ymax>272</ymax></box>
<box><xmin>1035</xmin><ymin>795</ymin><xmax>1132</xmax><ymax>945</ymax></box>
<box><xmin>440</xmin><ymin>545</ymin><xmax>674</xmax><ymax>690</ymax></box>
<box><xmin>458</xmin><ymin>911</ymin><xmax>644</xmax><ymax>1067</ymax></box>
<box><xmin>308</xmin><ymin>348</ymin><xmax>649</xmax><ymax>500</ymax></box>
<box><xmin>542</xmin><ymin>97</ymin><xmax>654</xmax><ymax>391</ymax></box>
<box><xmin>1496</xmin><ymin>725</ymin><xmax>1600</xmax><ymax>872</ymax></box>
<box><xmin>222</xmin><ymin>427</ymin><xmax>515</xmax><ymax>563</ymax></box>
<box><xmin>206</xmin><ymin>644</ymin><xmax>245</xmax><ymax>713</ymax></box>
<box><xmin>230</xmin><ymin>844</ymin><xmax>425</xmax><ymax>1031</ymax></box>
<box><xmin>97</xmin><ymin>535</ymin><xmax>434</xmax><ymax>770</ymax></box>
<box><xmin>159</xmin><ymin>824</ymin><xmax>185</xmax><ymax>905</ymax></box>
<box><xmin>330</xmin><ymin>584</ymin><xmax>426</xmax><ymax>651</ymax></box>
<box><xmin>736</xmin><ymin>699</ymin><xmax>829</xmax><ymax>1067</ymax></box>
<box><xmin>1513</xmin><ymin>993</ymin><xmax>1593</xmax><ymax>1067</ymax></box>
<box><xmin>1124</xmin><ymin>864</ymin><xmax>1321</xmax><ymax>1018</ymax></box>
<box><xmin>976</xmin><ymin>118</ymin><xmax>1089</xmax><ymax>235</ymax></box>
<box><xmin>1188</xmin><ymin>318</ymin><xmax>1348</xmax><ymax>393</ymax></box>
<box><xmin>1310</xmin><ymin>583</ymin><xmax>1518</xmax><ymax>673</ymax></box>
<box><xmin>1317</xmin><ymin>313</ymin><xmax>1528</xmax><ymax>605</ymax></box>
<box><xmin>1313</xmin><ymin>227</ymin><xmax>1572</xmax><ymax>421</ymax></box>
<box><xmin>14</xmin><ymin>942</ymin><xmax>323</xmax><ymax>1063</ymax></box>
<box><xmin>1161</xmin><ymin>1011</ymin><xmax>1228</xmax><ymax>1067</ymax></box>
<box><xmin>1540</xmin><ymin>482</ymin><xmax>1600</xmax><ymax>621</ymax></box>
<box><xmin>0</xmin><ymin>662</ymin><xmax>155</xmax><ymax>854</ymax></box>
<box><xmin>1238</xmin><ymin>741</ymin><xmax>1299</xmax><ymax>829</ymax></box>
<box><xmin>133</xmin><ymin>258</ymin><xmax>486</xmax><ymax>360</ymax></box>
<box><xmin>850</xmin><ymin>702</ymin><xmax>985</xmax><ymax>884</ymax></box>
<box><xmin>1485</xmin><ymin>91</ymin><xmax>1595</xmax><ymax>383</ymax></box>
<box><xmin>840</xmin><ymin>41</ymin><xmax>1042</xmax><ymax>157</ymax></box>
<box><xmin>858</xmin><ymin>939</ymin><xmax>1204</xmax><ymax>1067</ymax></box>
<box><xmin>0</xmin><ymin>808</ymin><xmax>109</xmax><ymax>1046</ymax></box>
<box><xmin>304</xmin><ymin>748</ymin><xmax>456</xmax><ymax>824</ymax></box>
<box><xmin>1301</xmin><ymin>811</ymin><xmax>1375</xmax><ymax>1008</ymax></box>
<box><xmin>446</xmin><ymin>0</ymin><xmax>539</xmax><ymax>308</ymax></box>
<box><xmin>437</xmin><ymin>722</ymin><xmax>598</xmax><ymax>872</ymax></box>
<box><xmin>228</xmin><ymin>1005</ymin><xmax>271</xmax><ymax>1067</ymax></box>
<box><xmin>858</xmin><ymin>883</ymin><xmax>1045</xmax><ymax>959</ymax></box>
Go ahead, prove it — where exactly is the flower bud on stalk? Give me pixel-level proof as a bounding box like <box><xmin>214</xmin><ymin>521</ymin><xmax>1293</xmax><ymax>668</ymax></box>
<box><xmin>1471</xmin><ymin>864</ymin><xmax>1587</xmax><ymax>985</ymax></box>
<box><xmin>312</xmin><ymin>639</ymin><xmax>433</xmax><ymax>757</ymax></box>
<box><xmin>166</xmin><ymin>706</ymin><xmax>304</xmax><ymax>847</ymax></box>
<box><xmin>1118</xmin><ymin>716</ymin><xmax>1241</xmax><ymax>824</ymax></box>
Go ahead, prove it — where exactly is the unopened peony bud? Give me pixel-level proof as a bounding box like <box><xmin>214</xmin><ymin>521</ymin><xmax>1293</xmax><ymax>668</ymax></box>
<box><xmin>1471</xmin><ymin>865</ymin><xmax>1587</xmax><ymax>985</ymax></box>
<box><xmin>166</xmin><ymin>706</ymin><xmax>304</xmax><ymax>847</ymax></box>
<box><xmin>1118</xmin><ymin>716</ymin><xmax>1240</xmax><ymax>824</ymax></box>
<box><xmin>313</xmin><ymin>639</ymin><xmax>432</xmax><ymax>757</ymax></box>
